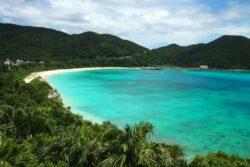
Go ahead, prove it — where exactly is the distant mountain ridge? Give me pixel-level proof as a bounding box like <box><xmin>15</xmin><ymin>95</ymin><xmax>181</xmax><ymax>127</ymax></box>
<box><xmin>0</xmin><ymin>23</ymin><xmax>250</xmax><ymax>69</ymax></box>
<box><xmin>151</xmin><ymin>35</ymin><xmax>250</xmax><ymax>69</ymax></box>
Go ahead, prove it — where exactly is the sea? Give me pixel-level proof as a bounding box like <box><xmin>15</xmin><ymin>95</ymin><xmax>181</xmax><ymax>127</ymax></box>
<box><xmin>47</xmin><ymin>68</ymin><xmax>250</xmax><ymax>158</ymax></box>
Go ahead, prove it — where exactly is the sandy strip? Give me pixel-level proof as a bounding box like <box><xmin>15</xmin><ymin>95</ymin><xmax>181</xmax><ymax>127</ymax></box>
<box><xmin>24</xmin><ymin>67</ymin><xmax>137</xmax><ymax>83</ymax></box>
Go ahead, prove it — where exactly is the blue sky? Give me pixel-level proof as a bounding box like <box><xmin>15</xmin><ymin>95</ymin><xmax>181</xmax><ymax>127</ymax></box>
<box><xmin>0</xmin><ymin>0</ymin><xmax>250</xmax><ymax>48</ymax></box>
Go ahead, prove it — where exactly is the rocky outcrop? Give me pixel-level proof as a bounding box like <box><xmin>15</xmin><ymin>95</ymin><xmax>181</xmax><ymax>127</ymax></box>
<box><xmin>48</xmin><ymin>88</ymin><xmax>62</xmax><ymax>102</ymax></box>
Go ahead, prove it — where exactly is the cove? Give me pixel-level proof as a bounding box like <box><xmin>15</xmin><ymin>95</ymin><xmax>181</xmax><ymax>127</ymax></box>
<box><xmin>47</xmin><ymin>68</ymin><xmax>250</xmax><ymax>158</ymax></box>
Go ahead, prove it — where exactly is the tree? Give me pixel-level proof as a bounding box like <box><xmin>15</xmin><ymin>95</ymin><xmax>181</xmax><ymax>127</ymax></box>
<box><xmin>99</xmin><ymin>122</ymin><xmax>175</xmax><ymax>167</ymax></box>
<box><xmin>190</xmin><ymin>152</ymin><xmax>250</xmax><ymax>167</ymax></box>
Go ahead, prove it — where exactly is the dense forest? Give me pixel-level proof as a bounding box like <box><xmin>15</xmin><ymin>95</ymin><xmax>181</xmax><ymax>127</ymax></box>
<box><xmin>0</xmin><ymin>23</ymin><xmax>250</xmax><ymax>69</ymax></box>
<box><xmin>0</xmin><ymin>66</ymin><xmax>249</xmax><ymax>166</ymax></box>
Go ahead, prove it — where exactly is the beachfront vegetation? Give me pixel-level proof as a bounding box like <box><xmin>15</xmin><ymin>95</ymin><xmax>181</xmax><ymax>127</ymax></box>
<box><xmin>189</xmin><ymin>152</ymin><xmax>250</xmax><ymax>167</ymax></box>
<box><xmin>1</xmin><ymin>23</ymin><xmax>250</xmax><ymax>69</ymax></box>
<box><xmin>0</xmin><ymin>68</ymin><xmax>250</xmax><ymax>166</ymax></box>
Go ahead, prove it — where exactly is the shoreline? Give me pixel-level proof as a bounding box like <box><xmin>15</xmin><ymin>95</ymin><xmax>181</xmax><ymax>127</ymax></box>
<box><xmin>24</xmin><ymin>66</ymin><xmax>250</xmax><ymax>83</ymax></box>
<box><xmin>23</xmin><ymin>67</ymin><xmax>250</xmax><ymax>159</ymax></box>
<box><xmin>24</xmin><ymin>67</ymin><xmax>138</xmax><ymax>83</ymax></box>
<box><xmin>24</xmin><ymin>67</ymin><xmax>139</xmax><ymax>123</ymax></box>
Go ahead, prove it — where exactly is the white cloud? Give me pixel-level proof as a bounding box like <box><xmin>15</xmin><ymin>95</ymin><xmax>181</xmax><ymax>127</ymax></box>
<box><xmin>0</xmin><ymin>0</ymin><xmax>249</xmax><ymax>48</ymax></box>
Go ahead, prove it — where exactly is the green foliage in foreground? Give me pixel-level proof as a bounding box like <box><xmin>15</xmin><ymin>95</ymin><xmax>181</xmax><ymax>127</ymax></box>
<box><xmin>189</xmin><ymin>152</ymin><xmax>250</xmax><ymax>167</ymax></box>
<box><xmin>0</xmin><ymin>70</ymin><xmax>185</xmax><ymax>166</ymax></box>
<box><xmin>0</xmin><ymin>70</ymin><xmax>249</xmax><ymax>166</ymax></box>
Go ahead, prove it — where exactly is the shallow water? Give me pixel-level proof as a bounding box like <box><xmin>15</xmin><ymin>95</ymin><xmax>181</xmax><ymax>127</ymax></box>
<box><xmin>47</xmin><ymin>69</ymin><xmax>250</xmax><ymax>158</ymax></box>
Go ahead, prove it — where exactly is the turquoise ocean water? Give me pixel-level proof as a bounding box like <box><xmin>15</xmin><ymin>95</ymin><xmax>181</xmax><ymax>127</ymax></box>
<box><xmin>47</xmin><ymin>69</ymin><xmax>250</xmax><ymax>158</ymax></box>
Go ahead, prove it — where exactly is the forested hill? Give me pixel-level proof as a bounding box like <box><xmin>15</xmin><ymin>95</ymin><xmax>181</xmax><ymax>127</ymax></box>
<box><xmin>1</xmin><ymin>23</ymin><xmax>250</xmax><ymax>69</ymax></box>
<box><xmin>151</xmin><ymin>35</ymin><xmax>250</xmax><ymax>69</ymax></box>
<box><xmin>0</xmin><ymin>23</ymin><xmax>148</xmax><ymax>67</ymax></box>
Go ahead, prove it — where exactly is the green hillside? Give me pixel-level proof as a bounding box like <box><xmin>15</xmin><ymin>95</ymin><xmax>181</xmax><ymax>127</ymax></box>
<box><xmin>151</xmin><ymin>44</ymin><xmax>204</xmax><ymax>65</ymax></box>
<box><xmin>0</xmin><ymin>23</ymin><xmax>148</xmax><ymax>67</ymax></box>
<box><xmin>0</xmin><ymin>23</ymin><xmax>69</xmax><ymax>61</ymax></box>
<box><xmin>151</xmin><ymin>35</ymin><xmax>250</xmax><ymax>69</ymax></box>
<box><xmin>1</xmin><ymin>23</ymin><xmax>250</xmax><ymax>69</ymax></box>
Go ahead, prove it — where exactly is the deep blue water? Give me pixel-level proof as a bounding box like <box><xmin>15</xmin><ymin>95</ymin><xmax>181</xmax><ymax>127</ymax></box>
<box><xmin>47</xmin><ymin>69</ymin><xmax>250</xmax><ymax>158</ymax></box>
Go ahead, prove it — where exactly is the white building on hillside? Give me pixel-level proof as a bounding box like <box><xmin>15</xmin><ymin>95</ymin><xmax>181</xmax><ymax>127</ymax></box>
<box><xmin>4</xmin><ymin>58</ymin><xmax>11</xmax><ymax>69</ymax></box>
<box><xmin>4</xmin><ymin>58</ymin><xmax>10</xmax><ymax>65</ymax></box>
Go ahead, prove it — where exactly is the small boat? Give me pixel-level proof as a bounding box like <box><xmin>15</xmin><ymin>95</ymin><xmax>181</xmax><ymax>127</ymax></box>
<box><xmin>175</xmin><ymin>67</ymin><xmax>186</xmax><ymax>71</ymax></box>
<box><xmin>141</xmin><ymin>66</ymin><xmax>163</xmax><ymax>70</ymax></box>
<box><xmin>177</xmin><ymin>68</ymin><xmax>184</xmax><ymax>71</ymax></box>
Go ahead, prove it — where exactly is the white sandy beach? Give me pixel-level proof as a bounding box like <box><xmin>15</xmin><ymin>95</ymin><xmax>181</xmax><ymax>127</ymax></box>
<box><xmin>24</xmin><ymin>67</ymin><xmax>136</xmax><ymax>83</ymax></box>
